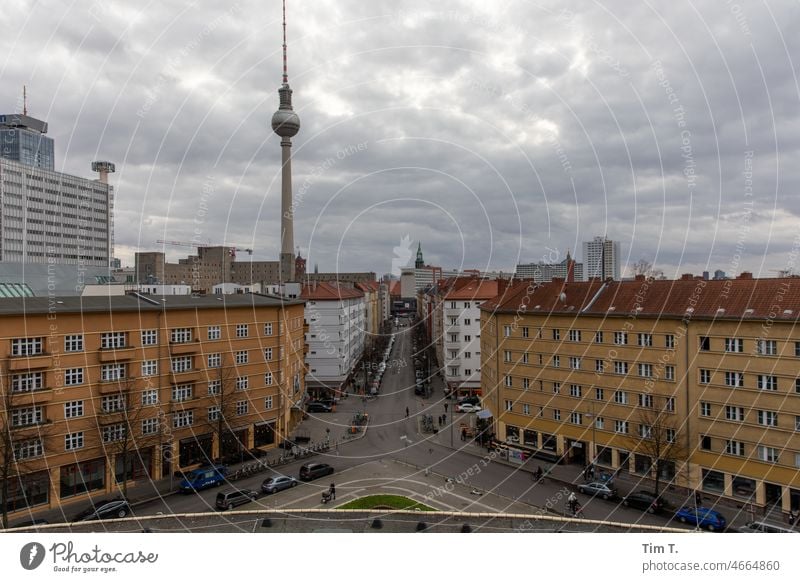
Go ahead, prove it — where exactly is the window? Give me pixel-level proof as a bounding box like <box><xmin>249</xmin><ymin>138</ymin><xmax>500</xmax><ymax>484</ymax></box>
<box><xmin>11</xmin><ymin>406</ymin><xmax>43</xmax><ymax>427</ymax></box>
<box><xmin>142</xmin><ymin>390</ymin><xmax>158</xmax><ymax>406</ymax></box>
<box><xmin>553</xmin><ymin>409</ymin><xmax>561</xmax><ymax>421</ymax></box>
<box><xmin>613</xmin><ymin>390</ymin><xmax>628</xmax><ymax>404</ymax></box>
<box><xmin>171</xmin><ymin>356</ymin><xmax>193</xmax><ymax>373</ymax></box>
<box><xmin>464</xmin><ymin>335</ymin><xmax>471</xmax><ymax>341</ymax></box>
<box><xmin>638</xmin><ymin>393</ymin><xmax>653</xmax><ymax>408</ymax></box>
<box><xmin>638</xmin><ymin>363</ymin><xmax>652</xmax><ymax>378</ymax></box>
<box><xmin>522</xmin><ymin>404</ymin><xmax>531</xmax><ymax>415</ymax></box>
<box><xmin>665</xmin><ymin>429</ymin><xmax>676</xmax><ymax>443</ymax></box>
<box><xmin>665</xmin><ymin>397</ymin><xmax>675</xmax><ymax>412</ymax></box>
<box><xmin>756</xmin><ymin>339</ymin><xmax>777</xmax><ymax>356</ymax></box>
<box><xmin>595</xmin><ymin>359</ymin><xmax>605</xmax><ymax>372</ymax></box>
<box><xmin>264</xmin><ymin>322</ymin><xmax>273</xmax><ymax>336</ymax></box>
<box><xmin>757</xmin><ymin>446</ymin><xmax>779</xmax><ymax>463</ymax></box>
<box><xmin>796</xmin><ymin>379</ymin><xmax>800</xmax><ymax>393</ymax></box>
<box><xmin>208</xmin><ymin>326</ymin><xmax>221</xmax><ymax>340</ymax></box>
<box><xmin>639</xmin><ymin>424</ymin><xmax>652</xmax><ymax>438</ymax></box>
<box><xmin>141</xmin><ymin>330</ymin><xmax>158</xmax><ymax>346</ymax></box>
<box><xmin>665</xmin><ymin>334</ymin><xmax>675</xmax><ymax>349</ymax></box>
<box><xmin>757</xmin><ymin>410</ymin><xmax>778</xmax><ymax>427</ymax></box>
<box><xmin>101</xmin><ymin>394</ymin><xmax>126</xmax><ymax>413</ymax></box>
<box><xmin>11</xmin><ymin>337</ymin><xmax>43</xmax><ymax>356</ymax></box>
<box><xmin>638</xmin><ymin>333</ymin><xmax>652</xmax><ymax>347</ymax></box>
<box><xmin>538</xmin><ymin>355</ymin><xmax>543</xmax><ymax>365</ymax></box>
<box><xmin>64</xmin><ymin>334</ymin><xmax>84</xmax><ymax>352</ymax></box>
<box><xmin>595</xmin><ymin>417</ymin><xmax>604</xmax><ymax>429</ymax></box>
<box><xmin>65</xmin><ymin>432</ymin><xmax>84</xmax><ymax>451</ymax></box>
<box><xmin>504</xmin><ymin>376</ymin><xmax>512</xmax><ymax>388</ymax></box>
<box><xmin>14</xmin><ymin>439</ymin><xmax>43</xmax><ymax>460</ymax></box>
<box><xmin>553</xmin><ymin>382</ymin><xmax>561</xmax><ymax>394</ymax></box>
<box><xmin>142</xmin><ymin>418</ymin><xmax>159</xmax><ymax>435</ymax></box>
<box><xmin>208</xmin><ymin>406</ymin><xmax>221</xmax><ymax>421</ymax></box>
<box><xmin>699</xmin><ymin>336</ymin><xmax>710</xmax><ymax>351</ymax></box>
<box><xmin>64</xmin><ymin>401</ymin><xmax>84</xmax><ymax>419</ymax></box>
<box><xmin>173</xmin><ymin>411</ymin><xmax>194</xmax><ymax>428</ymax></box>
<box><xmin>614</xmin><ymin>420</ymin><xmax>628</xmax><ymax>434</ymax></box>
<box><xmin>235</xmin><ymin>350</ymin><xmax>248</xmax><ymax>364</ymax></box>
<box><xmin>170</xmin><ymin>328</ymin><xmax>193</xmax><ymax>344</ymax></box>
<box><xmin>11</xmin><ymin>372</ymin><xmax>43</xmax><ymax>393</ymax></box>
<box><xmin>665</xmin><ymin>366</ymin><xmax>675</xmax><ymax>381</ymax></box>
<box><xmin>552</xmin><ymin>355</ymin><xmax>560</xmax><ymax>368</ymax></box>
<box><xmin>236</xmin><ymin>377</ymin><xmax>249</xmax><ymax>391</ymax></box>
<box><xmin>464</xmin><ymin>352</ymin><xmax>472</xmax><ymax>359</ymax></box>
<box><xmin>265</xmin><ymin>372</ymin><xmax>273</xmax><ymax>386</ymax></box>
<box><xmin>449</xmin><ymin>301</ymin><xmax>456</xmax><ymax>309</ymax></box>
<box><xmin>504</xmin><ymin>350</ymin><xmax>512</xmax><ymax>363</ymax></box>
<box><xmin>101</xmin><ymin>332</ymin><xmax>126</xmax><ymax>349</ymax></box>
<box><xmin>141</xmin><ymin>360</ymin><xmax>158</xmax><ymax>376</ymax></box>
<box><xmin>522</xmin><ymin>378</ymin><xmax>530</xmax><ymax>390</ymax></box>
<box><xmin>208</xmin><ymin>380</ymin><xmax>221</xmax><ymax>395</ymax></box>
<box><xmin>522</xmin><ymin>327</ymin><xmax>530</xmax><ymax>338</ymax></box>
<box><xmin>569</xmin><ymin>384</ymin><xmax>582</xmax><ymax>397</ymax></box>
<box><xmin>725</xmin><ymin>338</ymin><xmax>744</xmax><ymax>352</ymax></box>
<box><xmin>569</xmin><ymin>357</ymin><xmax>581</xmax><ymax>370</ymax></box>
<box><xmin>725</xmin><ymin>405</ymin><xmax>744</xmax><ymax>421</ymax></box>
<box><xmin>699</xmin><ymin>369</ymin><xmax>711</xmax><ymax>384</ymax></box>
<box><xmin>725</xmin><ymin>372</ymin><xmax>744</xmax><ymax>388</ymax></box>
<box><xmin>613</xmin><ymin>332</ymin><xmax>627</xmax><ymax>345</ymax></box>
<box><xmin>101</xmin><ymin>363</ymin><xmax>126</xmax><ymax>382</ymax></box>
<box><xmin>522</xmin><ymin>352</ymin><xmax>529</xmax><ymax>364</ymax></box>
<box><xmin>102</xmin><ymin>424</ymin><xmax>126</xmax><ymax>443</ymax></box>
<box><xmin>700</xmin><ymin>435</ymin><xmax>712</xmax><ymax>450</ymax></box>
<box><xmin>700</xmin><ymin>402</ymin><xmax>711</xmax><ymax>416</ymax></box>
<box><xmin>613</xmin><ymin>361</ymin><xmax>628</xmax><ymax>375</ymax></box>
<box><xmin>757</xmin><ymin>375</ymin><xmax>777</xmax><ymax>391</ymax></box>
<box><xmin>265</xmin><ymin>396</ymin><xmax>274</xmax><ymax>410</ymax></box>
<box><xmin>594</xmin><ymin>331</ymin><xmax>603</xmax><ymax>343</ymax></box>
<box><xmin>64</xmin><ymin>368</ymin><xmax>84</xmax><ymax>386</ymax></box>
<box><xmin>725</xmin><ymin>440</ymin><xmax>745</xmax><ymax>456</ymax></box>
<box><xmin>595</xmin><ymin>388</ymin><xmax>604</xmax><ymax>400</ymax></box>
<box><xmin>207</xmin><ymin>353</ymin><xmax>221</xmax><ymax>368</ymax></box>
<box><xmin>172</xmin><ymin>384</ymin><xmax>193</xmax><ymax>402</ymax></box>
<box><xmin>236</xmin><ymin>324</ymin><xmax>249</xmax><ymax>338</ymax></box>
<box><xmin>569</xmin><ymin>329</ymin><xmax>581</xmax><ymax>342</ymax></box>
<box><xmin>570</xmin><ymin>412</ymin><xmax>582</xmax><ymax>425</ymax></box>
<box><xmin>464</xmin><ymin>319</ymin><xmax>471</xmax><ymax>326</ymax></box>
<box><xmin>552</xmin><ymin>329</ymin><xmax>560</xmax><ymax>340</ymax></box>
<box><xmin>504</xmin><ymin>325</ymin><xmax>511</xmax><ymax>337</ymax></box>
<box><xmin>505</xmin><ymin>400</ymin><xmax>513</xmax><ymax>412</ymax></box>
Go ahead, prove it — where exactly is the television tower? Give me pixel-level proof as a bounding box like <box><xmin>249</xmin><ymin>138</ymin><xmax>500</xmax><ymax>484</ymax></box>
<box><xmin>272</xmin><ymin>0</ymin><xmax>301</xmax><ymax>282</ymax></box>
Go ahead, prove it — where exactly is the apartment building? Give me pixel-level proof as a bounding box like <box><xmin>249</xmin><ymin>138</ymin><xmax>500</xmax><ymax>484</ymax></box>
<box><xmin>583</xmin><ymin>236</ymin><xmax>620</xmax><ymax>280</ymax></box>
<box><xmin>480</xmin><ymin>274</ymin><xmax>800</xmax><ymax>515</ymax></box>
<box><xmin>302</xmin><ymin>282</ymin><xmax>366</xmax><ymax>396</ymax></box>
<box><xmin>0</xmin><ymin>294</ymin><xmax>305</xmax><ymax>520</ymax></box>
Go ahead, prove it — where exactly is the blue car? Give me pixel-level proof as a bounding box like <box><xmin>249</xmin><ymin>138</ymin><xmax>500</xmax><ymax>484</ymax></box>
<box><xmin>674</xmin><ymin>506</ymin><xmax>727</xmax><ymax>531</ymax></box>
<box><xmin>178</xmin><ymin>465</ymin><xmax>227</xmax><ymax>493</ymax></box>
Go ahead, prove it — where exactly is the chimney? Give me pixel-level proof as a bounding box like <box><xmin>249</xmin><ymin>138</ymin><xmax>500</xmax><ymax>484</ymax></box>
<box><xmin>680</xmin><ymin>273</ymin><xmax>694</xmax><ymax>281</ymax></box>
<box><xmin>737</xmin><ymin>272</ymin><xmax>754</xmax><ymax>280</ymax></box>
<box><xmin>635</xmin><ymin>274</ymin><xmax>646</xmax><ymax>281</ymax></box>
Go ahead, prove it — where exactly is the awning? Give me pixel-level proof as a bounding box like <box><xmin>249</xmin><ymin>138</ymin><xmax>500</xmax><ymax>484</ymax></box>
<box><xmin>476</xmin><ymin>409</ymin><xmax>493</xmax><ymax>419</ymax></box>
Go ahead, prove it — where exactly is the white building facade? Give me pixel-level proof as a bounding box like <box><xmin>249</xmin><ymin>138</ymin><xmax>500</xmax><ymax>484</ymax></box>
<box><xmin>583</xmin><ymin>236</ymin><xmax>620</xmax><ymax>280</ymax></box>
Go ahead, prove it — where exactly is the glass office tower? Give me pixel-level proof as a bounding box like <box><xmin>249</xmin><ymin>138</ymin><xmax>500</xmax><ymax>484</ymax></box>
<box><xmin>0</xmin><ymin>113</ymin><xmax>54</xmax><ymax>170</ymax></box>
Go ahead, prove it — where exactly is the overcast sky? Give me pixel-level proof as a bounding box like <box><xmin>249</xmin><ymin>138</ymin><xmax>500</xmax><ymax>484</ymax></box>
<box><xmin>2</xmin><ymin>0</ymin><xmax>798</xmax><ymax>278</ymax></box>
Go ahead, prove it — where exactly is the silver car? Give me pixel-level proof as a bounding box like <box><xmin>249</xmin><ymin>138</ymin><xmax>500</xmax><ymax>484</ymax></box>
<box><xmin>577</xmin><ymin>481</ymin><xmax>618</xmax><ymax>500</ymax></box>
<box><xmin>261</xmin><ymin>475</ymin><xmax>298</xmax><ymax>494</ymax></box>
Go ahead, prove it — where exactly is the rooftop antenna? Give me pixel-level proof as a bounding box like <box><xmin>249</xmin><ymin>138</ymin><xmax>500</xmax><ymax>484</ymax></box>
<box><xmin>23</xmin><ymin>85</ymin><xmax>27</xmax><ymax>115</ymax></box>
<box><xmin>282</xmin><ymin>0</ymin><xmax>288</xmax><ymax>84</ymax></box>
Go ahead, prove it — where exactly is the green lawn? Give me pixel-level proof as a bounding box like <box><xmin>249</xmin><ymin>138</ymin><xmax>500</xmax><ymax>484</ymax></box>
<box><xmin>338</xmin><ymin>494</ymin><xmax>436</xmax><ymax>512</ymax></box>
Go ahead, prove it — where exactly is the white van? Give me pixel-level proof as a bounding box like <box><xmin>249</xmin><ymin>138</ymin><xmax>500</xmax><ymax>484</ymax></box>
<box><xmin>738</xmin><ymin>520</ymin><xmax>798</xmax><ymax>533</ymax></box>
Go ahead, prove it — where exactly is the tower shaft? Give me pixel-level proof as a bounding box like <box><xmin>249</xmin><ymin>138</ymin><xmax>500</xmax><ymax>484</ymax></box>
<box><xmin>280</xmin><ymin>137</ymin><xmax>295</xmax><ymax>281</ymax></box>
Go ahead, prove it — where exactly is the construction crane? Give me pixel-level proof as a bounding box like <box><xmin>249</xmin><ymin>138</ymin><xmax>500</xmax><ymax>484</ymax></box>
<box><xmin>155</xmin><ymin>239</ymin><xmax>254</xmax><ymax>256</ymax></box>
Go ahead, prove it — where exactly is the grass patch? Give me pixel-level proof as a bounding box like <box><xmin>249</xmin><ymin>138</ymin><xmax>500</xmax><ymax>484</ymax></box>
<box><xmin>338</xmin><ymin>494</ymin><xmax>436</xmax><ymax>512</ymax></box>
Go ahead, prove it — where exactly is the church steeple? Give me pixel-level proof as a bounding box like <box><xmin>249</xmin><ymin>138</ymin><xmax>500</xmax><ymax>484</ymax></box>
<box><xmin>415</xmin><ymin>242</ymin><xmax>424</xmax><ymax>269</ymax></box>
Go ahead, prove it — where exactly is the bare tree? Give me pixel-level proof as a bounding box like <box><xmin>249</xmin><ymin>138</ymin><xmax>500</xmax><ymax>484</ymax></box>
<box><xmin>205</xmin><ymin>358</ymin><xmax>243</xmax><ymax>463</ymax></box>
<box><xmin>95</xmin><ymin>378</ymin><xmax>161</xmax><ymax>498</ymax></box>
<box><xmin>632</xmin><ymin>259</ymin><xmax>664</xmax><ymax>280</ymax></box>
<box><xmin>626</xmin><ymin>400</ymin><xmax>688</xmax><ymax>496</ymax></box>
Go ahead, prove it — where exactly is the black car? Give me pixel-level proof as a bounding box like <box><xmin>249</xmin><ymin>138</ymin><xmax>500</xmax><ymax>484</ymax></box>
<box><xmin>215</xmin><ymin>489</ymin><xmax>259</xmax><ymax>511</ymax></box>
<box><xmin>458</xmin><ymin>396</ymin><xmax>481</xmax><ymax>406</ymax></box>
<box><xmin>299</xmin><ymin>463</ymin><xmax>334</xmax><ymax>481</ymax></box>
<box><xmin>72</xmin><ymin>498</ymin><xmax>131</xmax><ymax>522</ymax></box>
<box><xmin>622</xmin><ymin>491</ymin><xmax>665</xmax><ymax>514</ymax></box>
<box><xmin>306</xmin><ymin>402</ymin><xmax>333</xmax><ymax>413</ymax></box>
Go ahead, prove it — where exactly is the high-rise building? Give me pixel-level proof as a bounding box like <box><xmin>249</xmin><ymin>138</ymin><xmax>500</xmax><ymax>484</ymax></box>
<box><xmin>583</xmin><ymin>236</ymin><xmax>620</xmax><ymax>280</ymax></box>
<box><xmin>0</xmin><ymin>112</ymin><xmax>54</xmax><ymax>170</ymax></box>
<box><xmin>516</xmin><ymin>251</ymin><xmax>583</xmax><ymax>282</ymax></box>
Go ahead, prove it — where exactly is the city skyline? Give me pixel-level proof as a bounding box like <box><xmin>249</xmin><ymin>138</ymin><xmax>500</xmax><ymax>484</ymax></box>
<box><xmin>0</xmin><ymin>2</ymin><xmax>797</xmax><ymax>278</ymax></box>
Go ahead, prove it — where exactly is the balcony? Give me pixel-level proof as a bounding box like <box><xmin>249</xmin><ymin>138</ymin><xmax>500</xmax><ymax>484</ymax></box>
<box><xmin>11</xmin><ymin>389</ymin><xmax>55</xmax><ymax>405</ymax></box>
<box><xmin>8</xmin><ymin>353</ymin><xmax>53</xmax><ymax>371</ymax></box>
<box><xmin>98</xmin><ymin>380</ymin><xmax>130</xmax><ymax>394</ymax></box>
<box><xmin>170</xmin><ymin>368</ymin><xmax>203</xmax><ymax>383</ymax></box>
<box><xmin>169</xmin><ymin>339</ymin><xmax>200</xmax><ymax>355</ymax></box>
<box><xmin>98</xmin><ymin>346</ymin><xmax>136</xmax><ymax>362</ymax></box>
<box><xmin>11</xmin><ymin>419</ymin><xmax>52</xmax><ymax>433</ymax></box>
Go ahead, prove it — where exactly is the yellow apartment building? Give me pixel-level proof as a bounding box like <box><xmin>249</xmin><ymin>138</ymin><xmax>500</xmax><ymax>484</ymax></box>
<box><xmin>0</xmin><ymin>293</ymin><xmax>305</xmax><ymax>520</ymax></box>
<box><xmin>481</xmin><ymin>274</ymin><xmax>800</xmax><ymax>516</ymax></box>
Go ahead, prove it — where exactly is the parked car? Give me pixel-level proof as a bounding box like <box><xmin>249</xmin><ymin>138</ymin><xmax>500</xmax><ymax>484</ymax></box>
<box><xmin>215</xmin><ymin>489</ymin><xmax>259</xmax><ymax>511</ymax></box>
<box><xmin>738</xmin><ymin>520</ymin><xmax>798</xmax><ymax>533</ymax></box>
<box><xmin>458</xmin><ymin>396</ymin><xmax>481</xmax><ymax>406</ymax></box>
<box><xmin>577</xmin><ymin>481</ymin><xmax>618</xmax><ymax>500</ymax></box>
<box><xmin>178</xmin><ymin>465</ymin><xmax>227</xmax><ymax>493</ymax></box>
<box><xmin>72</xmin><ymin>498</ymin><xmax>131</xmax><ymax>522</ymax></box>
<box><xmin>299</xmin><ymin>463</ymin><xmax>334</xmax><ymax>481</ymax></box>
<box><xmin>674</xmin><ymin>506</ymin><xmax>727</xmax><ymax>531</ymax></box>
<box><xmin>456</xmin><ymin>403</ymin><xmax>482</xmax><ymax>413</ymax></box>
<box><xmin>622</xmin><ymin>491</ymin><xmax>665</xmax><ymax>514</ymax></box>
<box><xmin>306</xmin><ymin>402</ymin><xmax>333</xmax><ymax>413</ymax></box>
<box><xmin>261</xmin><ymin>475</ymin><xmax>298</xmax><ymax>494</ymax></box>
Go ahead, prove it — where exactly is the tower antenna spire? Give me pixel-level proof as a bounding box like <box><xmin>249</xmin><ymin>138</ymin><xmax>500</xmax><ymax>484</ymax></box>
<box><xmin>23</xmin><ymin>85</ymin><xmax>27</xmax><ymax>116</ymax></box>
<box><xmin>282</xmin><ymin>0</ymin><xmax>288</xmax><ymax>84</ymax></box>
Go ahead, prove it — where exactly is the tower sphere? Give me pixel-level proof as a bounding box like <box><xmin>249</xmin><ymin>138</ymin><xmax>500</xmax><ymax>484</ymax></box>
<box><xmin>272</xmin><ymin>85</ymin><xmax>300</xmax><ymax>137</ymax></box>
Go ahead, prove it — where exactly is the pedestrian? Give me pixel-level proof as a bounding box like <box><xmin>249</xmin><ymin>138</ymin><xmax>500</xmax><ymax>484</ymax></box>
<box><xmin>461</xmin><ymin>427</ymin><xmax>467</xmax><ymax>441</ymax></box>
<box><xmin>789</xmin><ymin>509</ymin><xmax>799</xmax><ymax>526</ymax></box>
<box><xmin>405</xmin><ymin>406</ymin><xmax>409</xmax><ymax>418</ymax></box>
<box><xmin>535</xmin><ymin>466</ymin><xmax>543</xmax><ymax>481</ymax></box>
<box><xmin>329</xmin><ymin>483</ymin><xmax>336</xmax><ymax>500</ymax></box>
<box><xmin>695</xmin><ymin>491</ymin><xmax>702</xmax><ymax>507</ymax></box>
<box><xmin>568</xmin><ymin>491</ymin><xmax>577</xmax><ymax>513</ymax></box>
<box><xmin>444</xmin><ymin>403</ymin><xmax>448</xmax><ymax>413</ymax></box>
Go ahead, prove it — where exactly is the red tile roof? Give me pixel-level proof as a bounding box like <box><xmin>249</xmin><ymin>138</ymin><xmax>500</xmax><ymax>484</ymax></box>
<box><xmin>445</xmin><ymin>279</ymin><xmax>500</xmax><ymax>300</ymax></box>
<box><xmin>389</xmin><ymin>281</ymin><xmax>401</xmax><ymax>296</ymax></box>
<box><xmin>301</xmin><ymin>281</ymin><xmax>364</xmax><ymax>300</ymax></box>
<box><xmin>355</xmin><ymin>280</ymin><xmax>380</xmax><ymax>292</ymax></box>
